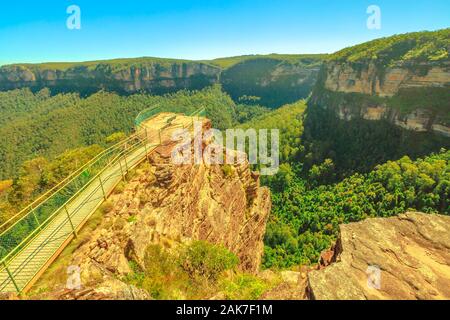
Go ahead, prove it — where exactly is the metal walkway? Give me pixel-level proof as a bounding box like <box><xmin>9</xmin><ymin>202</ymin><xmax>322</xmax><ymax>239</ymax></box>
<box><xmin>0</xmin><ymin>107</ymin><xmax>205</xmax><ymax>294</ymax></box>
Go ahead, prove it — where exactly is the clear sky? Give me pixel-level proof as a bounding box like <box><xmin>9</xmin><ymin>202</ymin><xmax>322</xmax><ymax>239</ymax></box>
<box><xmin>0</xmin><ymin>0</ymin><xmax>449</xmax><ymax>65</ymax></box>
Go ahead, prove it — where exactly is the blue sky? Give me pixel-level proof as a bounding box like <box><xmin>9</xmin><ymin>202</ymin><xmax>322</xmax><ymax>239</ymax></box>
<box><xmin>0</xmin><ymin>0</ymin><xmax>449</xmax><ymax>65</ymax></box>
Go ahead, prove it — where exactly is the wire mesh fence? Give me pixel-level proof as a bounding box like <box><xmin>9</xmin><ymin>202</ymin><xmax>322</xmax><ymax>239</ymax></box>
<box><xmin>0</xmin><ymin>107</ymin><xmax>206</xmax><ymax>293</ymax></box>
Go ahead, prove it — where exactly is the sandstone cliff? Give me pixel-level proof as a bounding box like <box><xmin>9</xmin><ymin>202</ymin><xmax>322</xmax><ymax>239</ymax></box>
<box><xmin>303</xmin><ymin>30</ymin><xmax>450</xmax><ymax>173</ymax></box>
<box><xmin>307</xmin><ymin>212</ymin><xmax>450</xmax><ymax>300</ymax></box>
<box><xmin>313</xmin><ymin>60</ymin><xmax>450</xmax><ymax>137</ymax></box>
<box><xmin>34</xmin><ymin>119</ymin><xmax>271</xmax><ymax>298</ymax></box>
<box><xmin>221</xmin><ymin>57</ymin><xmax>322</xmax><ymax>107</ymax></box>
<box><xmin>0</xmin><ymin>60</ymin><xmax>221</xmax><ymax>95</ymax></box>
<box><xmin>322</xmin><ymin>61</ymin><xmax>450</xmax><ymax>97</ymax></box>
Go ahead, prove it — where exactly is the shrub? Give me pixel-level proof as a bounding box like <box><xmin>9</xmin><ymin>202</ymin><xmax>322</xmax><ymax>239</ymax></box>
<box><xmin>99</xmin><ymin>201</ymin><xmax>114</xmax><ymax>214</ymax></box>
<box><xmin>114</xmin><ymin>181</ymin><xmax>126</xmax><ymax>194</ymax></box>
<box><xmin>105</xmin><ymin>132</ymin><xmax>126</xmax><ymax>145</ymax></box>
<box><xmin>222</xmin><ymin>165</ymin><xmax>234</xmax><ymax>178</ymax></box>
<box><xmin>141</xmin><ymin>244</ymin><xmax>187</xmax><ymax>299</ymax></box>
<box><xmin>144</xmin><ymin>244</ymin><xmax>176</xmax><ymax>275</ymax></box>
<box><xmin>179</xmin><ymin>241</ymin><xmax>239</xmax><ymax>281</ymax></box>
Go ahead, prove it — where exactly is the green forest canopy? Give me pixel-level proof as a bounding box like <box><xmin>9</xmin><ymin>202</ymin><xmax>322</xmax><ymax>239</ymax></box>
<box><xmin>329</xmin><ymin>28</ymin><xmax>450</xmax><ymax>65</ymax></box>
<box><xmin>208</xmin><ymin>54</ymin><xmax>326</xmax><ymax>69</ymax></box>
<box><xmin>263</xmin><ymin>150</ymin><xmax>449</xmax><ymax>268</ymax></box>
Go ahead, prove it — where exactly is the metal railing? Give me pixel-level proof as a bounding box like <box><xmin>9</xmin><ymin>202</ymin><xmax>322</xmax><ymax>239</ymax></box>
<box><xmin>135</xmin><ymin>105</ymin><xmax>162</xmax><ymax>128</ymax></box>
<box><xmin>0</xmin><ymin>106</ymin><xmax>206</xmax><ymax>293</ymax></box>
<box><xmin>135</xmin><ymin>105</ymin><xmax>207</xmax><ymax>129</ymax></box>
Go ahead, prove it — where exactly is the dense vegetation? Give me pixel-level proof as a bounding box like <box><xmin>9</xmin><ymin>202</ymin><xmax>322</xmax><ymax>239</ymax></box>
<box><xmin>209</xmin><ymin>54</ymin><xmax>326</xmax><ymax>69</ymax></box>
<box><xmin>234</xmin><ymin>99</ymin><xmax>449</xmax><ymax>269</ymax></box>
<box><xmin>263</xmin><ymin>149</ymin><xmax>449</xmax><ymax>268</ymax></box>
<box><xmin>239</xmin><ymin>101</ymin><xmax>306</xmax><ymax>164</ymax></box>
<box><xmin>329</xmin><ymin>28</ymin><xmax>449</xmax><ymax>65</ymax></box>
<box><xmin>301</xmin><ymin>102</ymin><xmax>450</xmax><ymax>178</ymax></box>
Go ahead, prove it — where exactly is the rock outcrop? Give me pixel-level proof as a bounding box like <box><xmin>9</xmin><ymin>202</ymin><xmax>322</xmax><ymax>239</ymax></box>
<box><xmin>259</xmin><ymin>269</ymin><xmax>310</xmax><ymax>300</ymax></box>
<box><xmin>53</xmin><ymin>119</ymin><xmax>270</xmax><ymax>296</ymax></box>
<box><xmin>33</xmin><ymin>279</ymin><xmax>151</xmax><ymax>301</ymax></box>
<box><xmin>307</xmin><ymin>212</ymin><xmax>450</xmax><ymax>300</ymax></box>
<box><xmin>312</xmin><ymin>60</ymin><xmax>450</xmax><ymax>137</ymax></box>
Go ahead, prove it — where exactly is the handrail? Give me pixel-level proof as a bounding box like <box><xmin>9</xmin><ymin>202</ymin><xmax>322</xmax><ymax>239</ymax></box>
<box><xmin>0</xmin><ymin>130</ymin><xmax>150</xmax><ymax>234</ymax></box>
<box><xmin>0</xmin><ymin>137</ymin><xmax>162</xmax><ymax>291</ymax></box>
<box><xmin>0</xmin><ymin>138</ymin><xmax>146</xmax><ymax>268</ymax></box>
<box><xmin>1</xmin><ymin>104</ymin><xmax>163</xmax><ymax>230</ymax></box>
<box><xmin>0</xmin><ymin>106</ymin><xmax>206</xmax><ymax>289</ymax></box>
<box><xmin>135</xmin><ymin>104</ymin><xmax>161</xmax><ymax>128</ymax></box>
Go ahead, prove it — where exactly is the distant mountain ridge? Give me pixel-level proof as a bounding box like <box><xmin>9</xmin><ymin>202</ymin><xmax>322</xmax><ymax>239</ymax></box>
<box><xmin>0</xmin><ymin>54</ymin><xmax>326</xmax><ymax>107</ymax></box>
<box><xmin>311</xmin><ymin>28</ymin><xmax>450</xmax><ymax>135</ymax></box>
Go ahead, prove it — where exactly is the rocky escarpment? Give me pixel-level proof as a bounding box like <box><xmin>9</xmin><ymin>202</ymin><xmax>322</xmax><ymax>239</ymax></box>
<box><xmin>307</xmin><ymin>212</ymin><xmax>450</xmax><ymax>300</ymax></box>
<box><xmin>221</xmin><ymin>57</ymin><xmax>322</xmax><ymax>107</ymax></box>
<box><xmin>0</xmin><ymin>61</ymin><xmax>221</xmax><ymax>95</ymax></box>
<box><xmin>313</xmin><ymin>60</ymin><xmax>450</xmax><ymax>137</ymax></box>
<box><xmin>38</xmin><ymin>120</ymin><xmax>271</xmax><ymax>297</ymax></box>
<box><xmin>303</xmin><ymin>30</ymin><xmax>450</xmax><ymax>174</ymax></box>
<box><xmin>0</xmin><ymin>55</ymin><xmax>324</xmax><ymax>107</ymax></box>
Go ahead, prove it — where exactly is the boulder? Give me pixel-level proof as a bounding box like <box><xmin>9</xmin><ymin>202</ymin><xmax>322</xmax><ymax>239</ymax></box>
<box><xmin>308</xmin><ymin>212</ymin><xmax>450</xmax><ymax>300</ymax></box>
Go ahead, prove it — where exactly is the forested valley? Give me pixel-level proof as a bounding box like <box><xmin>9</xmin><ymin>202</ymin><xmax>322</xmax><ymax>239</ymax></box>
<box><xmin>1</xmin><ymin>29</ymin><xmax>449</xmax><ymax>273</ymax></box>
<box><xmin>1</xmin><ymin>82</ymin><xmax>449</xmax><ymax>273</ymax></box>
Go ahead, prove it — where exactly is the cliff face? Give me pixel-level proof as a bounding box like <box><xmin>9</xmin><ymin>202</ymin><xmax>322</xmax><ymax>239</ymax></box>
<box><xmin>0</xmin><ymin>62</ymin><xmax>221</xmax><ymax>94</ymax></box>
<box><xmin>45</xmin><ymin>120</ymin><xmax>271</xmax><ymax>297</ymax></box>
<box><xmin>312</xmin><ymin>61</ymin><xmax>450</xmax><ymax>137</ymax></box>
<box><xmin>304</xmin><ymin>32</ymin><xmax>450</xmax><ymax>174</ymax></box>
<box><xmin>307</xmin><ymin>212</ymin><xmax>450</xmax><ymax>300</ymax></box>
